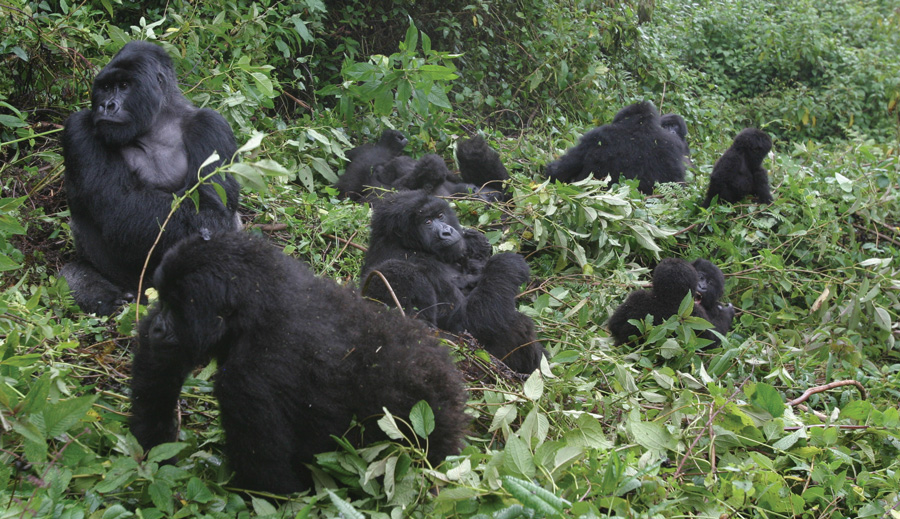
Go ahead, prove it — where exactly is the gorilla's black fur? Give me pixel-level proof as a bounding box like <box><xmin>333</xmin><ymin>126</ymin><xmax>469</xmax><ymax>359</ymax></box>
<box><xmin>61</xmin><ymin>41</ymin><xmax>240</xmax><ymax>315</ymax></box>
<box><xmin>545</xmin><ymin>102</ymin><xmax>686</xmax><ymax>194</ymax></box>
<box><xmin>701</xmin><ymin>128</ymin><xmax>773</xmax><ymax>207</ymax></box>
<box><xmin>691</xmin><ymin>259</ymin><xmax>736</xmax><ymax>336</ymax></box>
<box><xmin>383</xmin><ymin>154</ymin><xmax>481</xmax><ymax>198</ymax></box>
<box><xmin>607</xmin><ymin>258</ymin><xmax>722</xmax><ymax>346</ymax></box>
<box><xmin>361</xmin><ymin>191</ymin><xmax>547</xmax><ymax>374</ymax></box>
<box><xmin>456</xmin><ymin>136</ymin><xmax>510</xmax><ymax>199</ymax></box>
<box><xmin>130</xmin><ymin>232</ymin><xmax>469</xmax><ymax>494</ymax></box>
<box><xmin>660</xmin><ymin>113</ymin><xmax>693</xmax><ymax>166</ymax></box>
<box><xmin>335</xmin><ymin>129</ymin><xmax>409</xmax><ymax>202</ymax></box>
<box><xmin>337</xmin><ymin>134</ymin><xmax>508</xmax><ymax>203</ymax></box>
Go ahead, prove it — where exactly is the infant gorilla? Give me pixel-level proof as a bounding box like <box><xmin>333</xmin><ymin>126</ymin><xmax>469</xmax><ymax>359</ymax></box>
<box><xmin>608</xmin><ymin>258</ymin><xmax>734</xmax><ymax>346</ymax></box>
<box><xmin>130</xmin><ymin>232</ymin><xmax>469</xmax><ymax>494</ymax></box>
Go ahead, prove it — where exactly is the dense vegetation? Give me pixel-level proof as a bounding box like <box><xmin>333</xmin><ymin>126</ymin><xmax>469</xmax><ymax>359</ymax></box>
<box><xmin>1</xmin><ymin>0</ymin><xmax>899</xmax><ymax>517</ymax></box>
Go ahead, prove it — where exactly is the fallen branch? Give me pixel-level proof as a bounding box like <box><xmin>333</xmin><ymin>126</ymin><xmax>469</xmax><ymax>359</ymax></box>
<box><xmin>787</xmin><ymin>379</ymin><xmax>866</xmax><ymax>406</ymax></box>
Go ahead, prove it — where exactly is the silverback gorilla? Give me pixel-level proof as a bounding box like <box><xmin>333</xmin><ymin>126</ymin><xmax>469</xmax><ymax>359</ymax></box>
<box><xmin>608</xmin><ymin>258</ymin><xmax>733</xmax><ymax>346</ymax></box>
<box><xmin>545</xmin><ymin>101</ymin><xmax>686</xmax><ymax>194</ymax></box>
<box><xmin>61</xmin><ymin>41</ymin><xmax>240</xmax><ymax>315</ymax></box>
<box><xmin>701</xmin><ymin>128</ymin><xmax>773</xmax><ymax>207</ymax></box>
<box><xmin>361</xmin><ymin>191</ymin><xmax>547</xmax><ymax>374</ymax></box>
<box><xmin>130</xmin><ymin>232</ymin><xmax>468</xmax><ymax>494</ymax></box>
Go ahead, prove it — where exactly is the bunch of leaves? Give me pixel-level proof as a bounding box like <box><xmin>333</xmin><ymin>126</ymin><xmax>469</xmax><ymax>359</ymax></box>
<box><xmin>318</xmin><ymin>21</ymin><xmax>461</xmax><ymax>141</ymax></box>
<box><xmin>656</xmin><ymin>0</ymin><xmax>900</xmax><ymax>141</ymax></box>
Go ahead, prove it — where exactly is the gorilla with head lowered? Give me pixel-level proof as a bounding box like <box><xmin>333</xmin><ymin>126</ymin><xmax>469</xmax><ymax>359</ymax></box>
<box><xmin>361</xmin><ymin>191</ymin><xmax>547</xmax><ymax>374</ymax></box>
<box><xmin>61</xmin><ymin>41</ymin><xmax>241</xmax><ymax>315</ymax></box>
<box><xmin>130</xmin><ymin>232</ymin><xmax>468</xmax><ymax>494</ymax></box>
<box><xmin>607</xmin><ymin>258</ymin><xmax>734</xmax><ymax>346</ymax></box>
<box><xmin>336</xmin><ymin>133</ymin><xmax>508</xmax><ymax>202</ymax></box>
<box><xmin>335</xmin><ymin>129</ymin><xmax>409</xmax><ymax>202</ymax></box>
<box><xmin>545</xmin><ymin>102</ymin><xmax>686</xmax><ymax>194</ymax></box>
<box><xmin>701</xmin><ymin>128</ymin><xmax>773</xmax><ymax>207</ymax></box>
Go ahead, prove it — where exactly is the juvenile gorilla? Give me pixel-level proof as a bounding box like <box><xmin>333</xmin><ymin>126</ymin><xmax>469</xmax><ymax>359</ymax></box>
<box><xmin>607</xmin><ymin>258</ymin><xmax>723</xmax><ymax>346</ymax></box>
<box><xmin>701</xmin><ymin>128</ymin><xmax>773</xmax><ymax>207</ymax></box>
<box><xmin>335</xmin><ymin>129</ymin><xmax>408</xmax><ymax>202</ymax></box>
<box><xmin>61</xmin><ymin>41</ymin><xmax>240</xmax><ymax>315</ymax></box>
<box><xmin>455</xmin><ymin>135</ymin><xmax>510</xmax><ymax>200</ymax></box>
<box><xmin>337</xmin><ymin>133</ymin><xmax>509</xmax><ymax>203</ymax></box>
<box><xmin>691</xmin><ymin>259</ymin><xmax>736</xmax><ymax>335</ymax></box>
<box><xmin>378</xmin><ymin>154</ymin><xmax>482</xmax><ymax>199</ymax></box>
<box><xmin>545</xmin><ymin>102</ymin><xmax>686</xmax><ymax>194</ymax></box>
<box><xmin>660</xmin><ymin>113</ymin><xmax>693</xmax><ymax>167</ymax></box>
<box><xmin>361</xmin><ymin>191</ymin><xmax>547</xmax><ymax>374</ymax></box>
<box><xmin>130</xmin><ymin>232</ymin><xmax>468</xmax><ymax>494</ymax></box>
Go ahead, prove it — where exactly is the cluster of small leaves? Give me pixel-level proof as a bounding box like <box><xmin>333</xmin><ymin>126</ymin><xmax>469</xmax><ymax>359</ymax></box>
<box><xmin>655</xmin><ymin>0</ymin><xmax>900</xmax><ymax>141</ymax></box>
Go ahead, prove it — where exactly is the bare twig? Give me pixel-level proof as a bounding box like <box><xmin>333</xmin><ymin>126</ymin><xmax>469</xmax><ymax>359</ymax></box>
<box><xmin>359</xmin><ymin>270</ymin><xmax>406</xmax><ymax>318</ymax></box>
<box><xmin>786</xmin><ymin>380</ymin><xmax>866</xmax><ymax>406</ymax></box>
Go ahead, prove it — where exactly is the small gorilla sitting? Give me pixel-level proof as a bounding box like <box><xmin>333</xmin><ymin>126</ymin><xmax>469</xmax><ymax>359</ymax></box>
<box><xmin>660</xmin><ymin>113</ymin><xmax>693</xmax><ymax>167</ymax></box>
<box><xmin>455</xmin><ymin>135</ymin><xmax>510</xmax><ymax>200</ymax></box>
<box><xmin>130</xmin><ymin>232</ymin><xmax>469</xmax><ymax>494</ymax></box>
<box><xmin>607</xmin><ymin>258</ymin><xmax>725</xmax><ymax>346</ymax></box>
<box><xmin>701</xmin><ymin>128</ymin><xmax>773</xmax><ymax>207</ymax></box>
<box><xmin>361</xmin><ymin>191</ymin><xmax>547</xmax><ymax>374</ymax></box>
<box><xmin>335</xmin><ymin>129</ymin><xmax>409</xmax><ymax>202</ymax></box>
<box><xmin>691</xmin><ymin>259</ymin><xmax>736</xmax><ymax>335</ymax></box>
<box><xmin>544</xmin><ymin>101</ymin><xmax>686</xmax><ymax>194</ymax></box>
<box><xmin>61</xmin><ymin>41</ymin><xmax>241</xmax><ymax>315</ymax></box>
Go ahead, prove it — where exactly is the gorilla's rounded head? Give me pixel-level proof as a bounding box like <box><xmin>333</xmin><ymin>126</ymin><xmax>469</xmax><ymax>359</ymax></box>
<box><xmin>651</xmin><ymin>258</ymin><xmax>698</xmax><ymax>303</ymax></box>
<box><xmin>90</xmin><ymin>41</ymin><xmax>179</xmax><ymax>145</ymax></box>
<box><xmin>371</xmin><ymin>190</ymin><xmax>467</xmax><ymax>260</ymax></box>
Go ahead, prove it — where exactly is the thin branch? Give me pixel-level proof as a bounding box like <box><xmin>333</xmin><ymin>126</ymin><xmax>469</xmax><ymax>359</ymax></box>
<box><xmin>786</xmin><ymin>380</ymin><xmax>866</xmax><ymax>406</ymax></box>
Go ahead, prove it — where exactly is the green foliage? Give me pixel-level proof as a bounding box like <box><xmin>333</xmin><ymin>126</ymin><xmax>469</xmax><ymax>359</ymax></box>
<box><xmin>319</xmin><ymin>21</ymin><xmax>460</xmax><ymax>138</ymax></box>
<box><xmin>658</xmin><ymin>0</ymin><xmax>900</xmax><ymax>141</ymax></box>
<box><xmin>3</xmin><ymin>0</ymin><xmax>900</xmax><ymax>517</ymax></box>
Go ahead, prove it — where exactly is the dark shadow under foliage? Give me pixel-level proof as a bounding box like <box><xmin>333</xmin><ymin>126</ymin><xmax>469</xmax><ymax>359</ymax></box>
<box><xmin>130</xmin><ymin>232</ymin><xmax>469</xmax><ymax>494</ymax></box>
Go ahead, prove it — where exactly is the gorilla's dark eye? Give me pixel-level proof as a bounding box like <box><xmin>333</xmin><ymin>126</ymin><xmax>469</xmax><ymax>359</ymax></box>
<box><xmin>118</xmin><ymin>81</ymin><xmax>129</xmax><ymax>89</ymax></box>
<box><xmin>437</xmin><ymin>213</ymin><xmax>444</xmax><ymax>220</ymax></box>
<box><xmin>425</xmin><ymin>218</ymin><xmax>433</xmax><ymax>225</ymax></box>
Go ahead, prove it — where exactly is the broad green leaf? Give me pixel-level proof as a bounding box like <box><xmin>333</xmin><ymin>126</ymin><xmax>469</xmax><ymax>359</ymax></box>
<box><xmin>146</xmin><ymin>442</ymin><xmax>188</xmax><ymax>463</ymax></box>
<box><xmin>377</xmin><ymin>407</ymin><xmax>405</xmax><ymax>440</ymax></box>
<box><xmin>410</xmin><ymin>400</ymin><xmax>435</xmax><ymax>439</ymax></box>
<box><xmin>748</xmin><ymin>382</ymin><xmax>785</xmax><ymax>418</ymax></box>
<box><xmin>523</xmin><ymin>371</ymin><xmax>543</xmax><ymax>400</ymax></box>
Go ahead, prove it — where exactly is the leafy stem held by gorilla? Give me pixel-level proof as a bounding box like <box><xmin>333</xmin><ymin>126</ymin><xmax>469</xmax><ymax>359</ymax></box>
<box><xmin>61</xmin><ymin>41</ymin><xmax>241</xmax><ymax>315</ymax></box>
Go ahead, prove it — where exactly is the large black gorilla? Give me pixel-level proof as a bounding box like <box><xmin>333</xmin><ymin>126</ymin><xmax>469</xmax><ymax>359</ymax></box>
<box><xmin>361</xmin><ymin>191</ymin><xmax>547</xmax><ymax>374</ymax></box>
<box><xmin>61</xmin><ymin>41</ymin><xmax>240</xmax><ymax>315</ymax></box>
<box><xmin>335</xmin><ymin>129</ymin><xmax>408</xmax><ymax>202</ymax></box>
<box><xmin>691</xmin><ymin>259</ymin><xmax>736</xmax><ymax>335</ymax></box>
<box><xmin>130</xmin><ymin>232</ymin><xmax>468</xmax><ymax>494</ymax></box>
<box><xmin>545</xmin><ymin>101</ymin><xmax>686</xmax><ymax>194</ymax></box>
<box><xmin>608</xmin><ymin>258</ymin><xmax>728</xmax><ymax>346</ymax></box>
<box><xmin>701</xmin><ymin>128</ymin><xmax>773</xmax><ymax>207</ymax></box>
